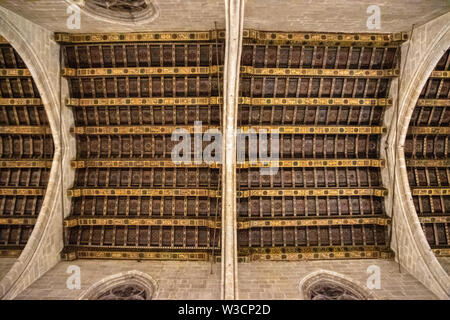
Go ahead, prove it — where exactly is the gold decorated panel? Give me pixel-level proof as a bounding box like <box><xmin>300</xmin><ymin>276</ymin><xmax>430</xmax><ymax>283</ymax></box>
<box><xmin>245</xmin><ymin>97</ymin><xmax>391</xmax><ymax>107</ymax></box>
<box><xmin>237</xmin><ymin>217</ymin><xmax>390</xmax><ymax>228</ymax></box>
<box><xmin>55</xmin><ymin>31</ymin><xmax>220</xmax><ymax>43</ymax></box>
<box><xmin>241</xmin><ymin>66</ymin><xmax>399</xmax><ymax>78</ymax></box>
<box><xmin>0</xmin><ymin>126</ymin><xmax>51</xmax><ymax>135</ymax></box>
<box><xmin>408</xmin><ymin>127</ymin><xmax>450</xmax><ymax>135</ymax></box>
<box><xmin>236</xmin><ymin>188</ymin><xmax>387</xmax><ymax>198</ymax></box>
<box><xmin>406</xmin><ymin>159</ymin><xmax>450</xmax><ymax>167</ymax></box>
<box><xmin>241</xmin><ymin>126</ymin><xmax>386</xmax><ymax>135</ymax></box>
<box><xmin>0</xmin><ymin>98</ymin><xmax>42</xmax><ymax>106</ymax></box>
<box><xmin>71</xmin><ymin>125</ymin><xmax>219</xmax><ymax>135</ymax></box>
<box><xmin>64</xmin><ymin>218</ymin><xmax>220</xmax><ymax>228</ymax></box>
<box><xmin>68</xmin><ymin>188</ymin><xmax>221</xmax><ymax>197</ymax></box>
<box><xmin>0</xmin><ymin>69</ymin><xmax>32</xmax><ymax>77</ymax></box>
<box><xmin>62</xmin><ymin>250</ymin><xmax>210</xmax><ymax>261</ymax></box>
<box><xmin>0</xmin><ymin>217</ymin><xmax>37</xmax><ymax>225</ymax></box>
<box><xmin>416</xmin><ymin>99</ymin><xmax>450</xmax><ymax>107</ymax></box>
<box><xmin>0</xmin><ymin>188</ymin><xmax>45</xmax><ymax>196</ymax></box>
<box><xmin>66</xmin><ymin>97</ymin><xmax>222</xmax><ymax>107</ymax></box>
<box><xmin>412</xmin><ymin>188</ymin><xmax>450</xmax><ymax>196</ymax></box>
<box><xmin>238</xmin><ymin>246</ymin><xmax>393</xmax><ymax>261</ymax></box>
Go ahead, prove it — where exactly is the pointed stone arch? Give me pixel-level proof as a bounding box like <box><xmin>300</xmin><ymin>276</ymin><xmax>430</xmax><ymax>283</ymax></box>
<box><xmin>298</xmin><ymin>270</ymin><xmax>377</xmax><ymax>300</ymax></box>
<box><xmin>64</xmin><ymin>0</ymin><xmax>160</xmax><ymax>26</ymax></box>
<box><xmin>79</xmin><ymin>270</ymin><xmax>158</xmax><ymax>300</ymax></box>
<box><xmin>388</xmin><ymin>12</ymin><xmax>450</xmax><ymax>299</ymax></box>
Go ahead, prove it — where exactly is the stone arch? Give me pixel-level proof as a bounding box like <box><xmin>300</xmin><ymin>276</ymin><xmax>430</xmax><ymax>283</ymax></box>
<box><xmin>64</xmin><ymin>0</ymin><xmax>160</xmax><ymax>26</ymax></box>
<box><xmin>0</xmin><ymin>8</ymin><xmax>67</xmax><ymax>299</ymax></box>
<box><xmin>391</xmin><ymin>13</ymin><xmax>450</xmax><ymax>299</ymax></box>
<box><xmin>298</xmin><ymin>270</ymin><xmax>377</xmax><ymax>300</ymax></box>
<box><xmin>79</xmin><ymin>270</ymin><xmax>158</xmax><ymax>300</ymax></box>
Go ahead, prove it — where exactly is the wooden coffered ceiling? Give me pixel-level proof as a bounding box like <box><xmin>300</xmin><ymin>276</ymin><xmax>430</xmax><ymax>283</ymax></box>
<box><xmin>0</xmin><ymin>36</ymin><xmax>54</xmax><ymax>258</ymax></box>
<box><xmin>236</xmin><ymin>32</ymin><xmax>400</xmax><ymax>261</ymax></box>
<box><xmin>52</xmin><ymin>30</ymin><xmax>410</xmax><ymax>262</ymax></box>
<box><xmin>59</xmin><ymin>31</ymin><xmax>225</xmax><ymax>261</ymax></box>
<box><xmin>405</xmin><ymin>49</ymin><xmax>450</xmax><ymax>257</ymax></box>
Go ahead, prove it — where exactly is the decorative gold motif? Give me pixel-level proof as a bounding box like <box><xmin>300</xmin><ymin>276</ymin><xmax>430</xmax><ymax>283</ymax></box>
<box><xmin>432</xmin><ymin>248</ymin><xmax>450</xmax><ymax>257</ymax></box>
<box><xmin>240</xmin><ymin>159</ymin><xmax>385</xmax><ymax>168</ymax></box>
<box><xmin>0</xmin><ymin>126</ymin><xmax>52</xmax><ymax>135</ymax></box>
<box><xmin>0</xmin><ymin>250</ymin><xmax>22</xmax><ymax>258</ymax></box>
<box><xmin>0</xmin><ymin>188</ymin><xmax>45</xmax><ymax>196</ymax></box>
<box><xmin>71</xmin><ymin>159</ymin><xmax>384</xmax><ymax>169</ymax></box>
<box><xmin>0</xmin><ymin>69</ymin><xmax>32</xmax><ymax>77</ymax></box>
<box><xmin>241</xmin><ymin>66</ymin><xmax>399</xmax><ymax>78</ymax></box>
<box><xmin>62</xmin><ymin>250</ymin><xmax>210</xmax><ymax>261</ymax></box>
<box><xmin>71</xmin><ymin>125</ymin><xmax>219</xmax><ymax>135</ymax></box>
<box><xmin>236</xmin><ymin>188</ymin><xmax>387</xmax><ymax>198</ymax></box>
<box><xmin>55</xmin><ymin>30</ymin><xmax>407</xmax><ymax>46</ymax></box>
<box><xmin>407</xmin><ymin>127</ymin><xmax>450</xmax><ymax>135</ymax></box>
<box><xmin>71</xmin><ymin>159</ymin><xmax>220</xmax><ymax>168</ymax></box>
<box><xmin>0</xmin><ymin>160</ymin><xmax>53</xmax><ymax>168</ymax></box>
<box><xmin>406</xmin><ymin>159</ymin><xmax>450</xmax><ymax>167</ymax></box>
<box><xmin>412</xmin><ymin>188</ymin><xmax>450</xmax><ymax>196</ymax></box>
<box><xmin>0</xmin><ymin>98</ymin><xmax>42</xmax><ymax>106</ymax></box>
<box><xmin>237</xmin><ymin>216</ymin><xmax>390</xmax><ymax>228</ymax></box>
<box><xmin>419</xmin><ymin>216</ymin><xmax>450</xmax><ymax>224</ymax></box>
<box><xmin>241</xmin><ymin>126</ymin><xmax>386</xmax><ymax>135</ymax></box>
<box><xmin>429</xmin><ymin>71</ymin><xmax>450</xmax><ymax>78</ymax></box>
<box><xmin>243</xmin><ymin>30</ymin><xmax>407</xmax><ymax>46</ymax></box>
<box><xmin>73</xmin><ymin>126</ymin><xmax>386</xmax><ymax>135</ymax></box>
<box><xmin>243</xmin><ymin>97</ymin><xmax>392</xmax><ymax>107</ymax></box>
<box><xmin>416</xmin><ymin>99</ymin><xmax>450</xmax><ymax>107</ymax></box>
<box><xmin>64</xmin><ymin>216</ymin><xmax>389</xmax><ymax>229</ymax></box>
<box><xmin>68</xmin><ymin>188</ymin><xmax>220</xmax><ymax>197</ymax></box>
<box><xmin>66</xmin><ymin>97</ymin><xmax>222</xmax><ymax>107</ymax></box>
<box><xmin>62</xmin><ymin>66</ymin><xmax>398</xmax><ymax>78</ymax></box>
<box><xmin>55</xmin><ymin>31</ymin><xmax>222</xmax><ymax>43</ymax></box>
<box><xmin>66</xmin><ymin>97</ymin><xmax>390</xmax><ymax>107</ymax></box>
<box><xmin>238</xmin><ymin>246</ymin><xmax>393</xmax><ymax>261</ymax></box>
<box><xmin>0</xmin><ymin>217</ymin><xmax>37</xmax><ymax>225</ymax></box>
<box><xmin>64</xmin><ymin>217</ymin><xmax>220</xmax><ymax>228</ymax></box>
<box><xmin>62</xmin><ymin>66</ymin><xmax>222</xmax><ymax>77</ymax></box>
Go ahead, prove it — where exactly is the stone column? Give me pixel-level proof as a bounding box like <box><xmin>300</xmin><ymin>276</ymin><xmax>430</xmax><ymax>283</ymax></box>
<box><xmin>221</xmin><ymin>0</ymin><xmax>244</xmax><ymax>300</ymax></box>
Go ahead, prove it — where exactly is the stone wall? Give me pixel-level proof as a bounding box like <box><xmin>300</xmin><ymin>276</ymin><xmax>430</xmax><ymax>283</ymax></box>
<box><xmin>0</xmin><ymin>0</ymin><xmax>226</xmax><ymax>32</ymax></box>
<box><xmin>238</xmin><ymin>260</ymin><xmax>436</xmax><ymax>300</ymax></box>
<box><xmin>1</xmin><ymin>0</ymin><xmax>449</xmax><ymax>33</ymax></box>
<box><xmin>0</xmin><ymin>6</ymin><xmax>76</xmax><ymax>299</ymax></box>
<box><xmin>15</xmin><ymin>260</ymin><xmax>435</xmax><ymax>300</ymax></box>
<box><xmin>385</xmin><ymin>11</ymin><xmax>450</xmax><ymax>299</ymax></box>
<box><xmin>15</xmin><ymin>261</ymin><xmax>221</xmax><ymax>300</ymax></box>
<box><xmin>244</xmin><ymin>0</ymin><xmax>449</xmax><ymax>32</ymax></box>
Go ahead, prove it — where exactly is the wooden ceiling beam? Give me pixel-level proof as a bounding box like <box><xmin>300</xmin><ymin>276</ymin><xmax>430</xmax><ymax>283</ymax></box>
<box><xmin>408</xmin><ymin>127</ymin><xmax>450</xmax><ymax>135</ymax></box>
<box><xmin>406</xmin><ymin>159</ymin><xmax>450</xmax><ymax>167</ymax></box>
<box><xmin>238</xmin><ymin>245</ymin><xmax>393</xmax><ymax>261</ymax></box>
<box><xmin>66</xmin><ymin>97</ymin><xmax>391</xmax><ymax>107</ymax></box>
<box><xmin>0</xmin><ymin>188</ymin><xmax>45</xmax><ymax>196</ymax></box>
<box><xmin>411</xmin><ymin>188</ymin><xmax>450</xmax><ymax>196</ymax></box>
<box><xmin>0</xmin><ymin>126</ymin><xmax>51</xmax><ymax>135</ymax></box>
<box><xmin>54</xmin><ymin>30</ymin><xmax>407</xmax><ymax>47</ymax></box>
<box><xmin>71</xmin><ymin>159</ymin><xmax>385</xmax><ymax>169</ymax></box>
<box><xmin>0</xmin><ymin>217</ymin><xmax>37</xmax><ymax>226</ymax></box>
<box><xmin>0</xmin><ymin>69</ymin><xmax>31</xmax><ymax>77</ymax></box>
<box><xmin>0</xmin><ymin>98</ymin><xmax>42</xmax><ymax>106</ymax></box>
<box><xmin>417</xmin><ymin>99</ymin><xmax>450</xmax><ymax>106</ymax></box>
<box><xmin>67</xmin><ymin>188</ymin><xmax>221</xmax><ymax>197</ymax></box>
<box><xmin>237</xmin><ymin>188</ymin><xmax>387</xmax><ymax>197</ymax></box>
<box><xmin>61</xmin><ymin>66</ymin><xmax>399</xmax><ymax>78</ymax></box>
